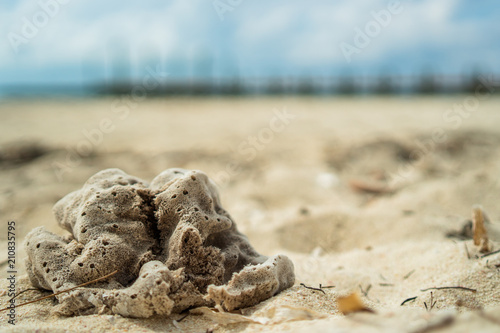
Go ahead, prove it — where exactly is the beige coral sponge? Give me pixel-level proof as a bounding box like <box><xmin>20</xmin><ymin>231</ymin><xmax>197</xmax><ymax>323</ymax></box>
<box><xmin>24</xmin><ymin>168</ymin><xmax>295</xmax><ymax>317</ymax></box>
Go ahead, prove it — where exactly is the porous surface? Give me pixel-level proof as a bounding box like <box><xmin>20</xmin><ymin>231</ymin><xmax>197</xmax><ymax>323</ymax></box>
<box><xmin>24</xmin><ymin>168</ymin><xmax>294</xmax><ymax>317</ymax></box>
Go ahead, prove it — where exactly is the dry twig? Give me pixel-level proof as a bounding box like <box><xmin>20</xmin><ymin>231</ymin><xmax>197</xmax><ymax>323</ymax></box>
<box><xmin>300</xmin><ymin>283</ymin><xmax>325</xmax><ymax>294</ymax></box>
<box><xmin>319</xmin><ymin>284</ymin><xmax>335</xmax><ymax>289</ymax></box>
<box><xmin>349</xmin><ymin>180</ymin><xmax>392</xmax><ymax>195</ymax></box>
<box><xmin>0</xmin><ymin>270</ymin><xmax>118</xmax><ymax>313</ymax></box>
<box><xmin>401</xmin><ymin>296</ymin><xmax>417</xmax><ymax>306</ymax></box>
<box><xmin>420</xmin><ymin>286</ymin><xmax>477</xmax><ymax>293</ymax></box>
<box><xmin>359</xmin><ymin>284</ymin><xmax>372</xmax><ymax>298</ymax></box>
<box><xmin>403</xmin><ymin>269</ymin><xmax>416</xmax><ymax>280</ymax></box>
<box><xmin>481</xmin><ymin>249</ymin><xmax>500</xmax><ymax>258</ymax></box>
<box><xmin>424</xmin><ymin>292</ymin><xmax>436</xmax><ymax>312</ymax></box>
<box><xmin>7</xmin><ymin>288</ymin><xmax>40</xmax><ymax>303</ymax></box>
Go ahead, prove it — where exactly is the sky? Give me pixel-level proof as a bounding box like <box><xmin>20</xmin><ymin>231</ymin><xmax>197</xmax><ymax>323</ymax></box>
<box><xmin>0</xmin><ymin>0</ymin><xmax>499</xmax><ymax>86</ymax></box>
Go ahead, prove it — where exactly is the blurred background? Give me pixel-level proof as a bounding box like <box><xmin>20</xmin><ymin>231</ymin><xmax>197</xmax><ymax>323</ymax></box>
<box><xmin>1</xmin><ymin>0</ymin><xmax>499</xmax><ymax>97</ymax></box>
<box><xmin>1</xmin><ymin>0</ymin><xmax>500</xmax><ymax>267</ymax></box>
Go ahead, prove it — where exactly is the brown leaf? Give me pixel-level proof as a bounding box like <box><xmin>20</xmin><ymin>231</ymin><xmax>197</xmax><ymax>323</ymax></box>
<box><xmin>336</xmin><ymin>292</ymin><xmax>374</xmax><ymax>315</ymax></box>
<box><xmin>472</xmin><ymin>205</ymin><xmax>491</xmax><ymax>253</ymax></box>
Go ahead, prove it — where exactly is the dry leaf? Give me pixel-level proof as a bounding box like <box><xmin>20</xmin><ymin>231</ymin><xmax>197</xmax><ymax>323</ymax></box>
<box><xmin>472</xmin><ymin>205</ymin><xmax>491</xmax><ymax>253</ymax></box>
<box><xmin>336</xmin><ymin>292</ymin><xmax>374</xmax><ymax>315</ymax></box>
<box><xmin>349</xmin><ymin>179</ymin><xmax>393</xmax><ymax>195</ymax></box>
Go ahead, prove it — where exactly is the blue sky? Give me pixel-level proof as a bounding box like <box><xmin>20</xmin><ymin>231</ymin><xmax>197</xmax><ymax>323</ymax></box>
<box><xmin>0</xmin><ymin>0</ymin><xmax>499</xmax><ymax>85</ymax></box>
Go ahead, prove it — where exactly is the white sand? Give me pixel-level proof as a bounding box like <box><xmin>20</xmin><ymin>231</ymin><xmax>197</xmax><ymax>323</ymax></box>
<box><xmin>1</xmin><ymin>96</ymin><xmax>500</xmax><ymax>332</ymax></box>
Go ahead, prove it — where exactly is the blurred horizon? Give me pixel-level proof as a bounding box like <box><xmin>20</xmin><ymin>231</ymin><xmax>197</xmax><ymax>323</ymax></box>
<box><xmin>1</xmin><ymin>0</ymin><xmax>500</xmax><ymax>97</ymax></box>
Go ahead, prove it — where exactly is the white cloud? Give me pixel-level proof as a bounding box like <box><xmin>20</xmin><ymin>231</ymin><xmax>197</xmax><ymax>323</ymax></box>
<box><xmin>230</xmin><ymin>0</ymin><xmax>478</xmax><ymax>72</ymax></box>
<box><xmin>0</xmin><ymin>1</ymin><xmax>210</xmax><ymax>71</ymax></box>
<box><xmin>0</xmin><ymin>0</ymin><xmax>499</xmax><ymax>83</ymax></box>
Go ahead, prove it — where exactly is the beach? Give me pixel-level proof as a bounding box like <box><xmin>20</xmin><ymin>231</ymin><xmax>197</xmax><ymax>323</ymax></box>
<box><xmin>1</xmin><ymin>96</ymin><xmax>500</xmax><ymax>332</ymax></box>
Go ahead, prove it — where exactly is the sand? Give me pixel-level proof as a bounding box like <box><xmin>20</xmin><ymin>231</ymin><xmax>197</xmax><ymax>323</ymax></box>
<box><xmin>1</xmin><ymin>96</ymin><xmax>500</xmax><ymax>332</ymax></box>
